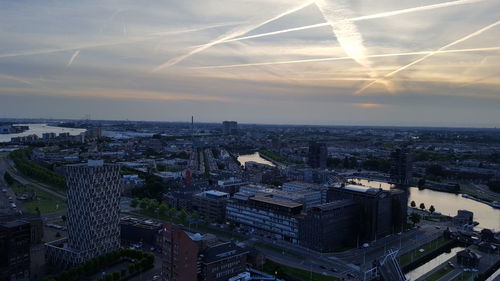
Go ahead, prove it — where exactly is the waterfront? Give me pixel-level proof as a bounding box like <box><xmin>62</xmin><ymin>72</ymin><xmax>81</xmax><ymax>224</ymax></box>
<box><xmin>0</xmin><ymin>123</ymin><xmax>86</xmax><ymax>143</ymax></box>
<box><xmin>405</xmin><ymin>247</ymin><xmax>465</xmax><ymax>281</ymax></box>
<box><xmin>349</xmin><ymin>178</ymin><xmax>500</xmax><ymax>230</ymax></box>
<box><xmin>237</xmin><ymin>152</ymin><xmax>276</xmax><ymax>167</ymax></box>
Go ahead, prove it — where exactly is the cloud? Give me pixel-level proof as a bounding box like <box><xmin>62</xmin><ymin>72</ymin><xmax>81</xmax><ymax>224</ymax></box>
<box><xmin>152</xmin><ymin>1</ymin><xmax>315</xmax><ymax>71</ymax></box>
<box><xmin>356</xmin><ymin>20</ymin><xmax>500</xmax><ymax>93</ymax></box>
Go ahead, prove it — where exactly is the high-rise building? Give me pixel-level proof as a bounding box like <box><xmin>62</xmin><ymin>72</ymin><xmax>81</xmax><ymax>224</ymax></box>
<box><xmin>327</xmin><ymin>185</ymin><xmax>408</xmax><ymax>241</ymax></box>
<box><xmin>308</xmin><ymin>142</ymin><xmax>327</xmax><ymax>169</ymax></box>
<box><xmin>46</xmin><ymin>160</ymin><xmax>121</xmax><ymax>268</ymax></box>
<box><xmin>299</xmin><ymin>200</ymin><xmax>357</xmax><ymax>252</ymax></box>
<box><xmin>0</xmin><ymin>220</ymin><xmax>31</xmax><ymax>281</ymax></box>
<box><xmin>390</xmin><ymin>147</ymin><xmax>413</xmax><ymax>185</ymax></box>
<box><xmin>222</xmin><ymin>121</ymin><xmax>238</xmax><ymax>135</ymax></box>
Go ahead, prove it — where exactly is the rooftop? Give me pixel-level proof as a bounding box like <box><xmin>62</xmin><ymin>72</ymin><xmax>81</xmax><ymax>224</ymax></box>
<box><xmin>251</xmin><ymin>195</ymin><xmax>303</xmax><ymax>209</ymax></box>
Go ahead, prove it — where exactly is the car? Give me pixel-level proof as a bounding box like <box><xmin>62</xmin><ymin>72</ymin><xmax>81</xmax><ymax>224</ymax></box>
<box><xmin>319</xmin><ymin>265</ymin><xmax>326</xmax><ymax>269</ymax></box>
<box><xmin>435</xmin><ymin>226</ymin><xmax>441</xmax><ymax>229</ymax></box>
<box><xmin>1</xmin><ymin>189</ymin><xmax>6</xmax><ymax>193</ymax></box>
<box><xmin>346</xmin><ymin>273</ymin><xmax>355</xmax><ymax>278</ymax></box>
<box><xmin>362</xmin><ymin>243</ymin><xmax>370</xmax><ymax>248</ymax></box>
<box><xmin>330</xmin><ymin>268</ymin><xmax>338</xmax><ymax>273</ymax></box>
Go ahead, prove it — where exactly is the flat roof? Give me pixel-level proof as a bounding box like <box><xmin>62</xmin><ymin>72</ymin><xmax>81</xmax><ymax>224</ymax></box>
<box><xmin>204</xmin><ymin>190</ymin><xmax>229</xmax><ymax>197</ymax></box>
<box><xmin>251</xmin><ymin>195</ymin><xmax>303</xmax><ymax>208</ymax></box>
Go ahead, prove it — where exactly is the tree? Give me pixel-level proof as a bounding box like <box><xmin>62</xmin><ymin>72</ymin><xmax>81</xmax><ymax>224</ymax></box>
<box><xmin>429</xmin><ymin>205</ymin><xmax>435</xmax><ymax>214</ymax></box>
<box><xmin>130</xmin><ymin>198</ymin><xmax>138</xmax><ymax>208</ymax></box>
<box><xmin>35</xmin><ymin>207</ymin><xmax>41</xmax><ymax>216</ymax></box>
<box><xmin>410</xmin><ymin>201</ymin><xmax>416</xmax><ymax>208</ymax></box>
<box><xmin>158</xmin><ymin>203</ymin><xmax>167</xmax><ymax>216</ymax></box>
<box><xmin>419</xmin><ymin>203</ymin><xmax>426</xmax><ymax>211</ymax></box>
<box><xmin>55</xmin><ymin>232</ymin><xmax>61</xmax><ymax>238</ymax></box>
<box><xmin>139</xmin><ymin>198</ymin><xmax>149</xmax><ymax>209</ymax></box>
<box><xmin>409</xmin><ymin>213</ymin><xmax>421</xmax><ymax>226</ymax></box>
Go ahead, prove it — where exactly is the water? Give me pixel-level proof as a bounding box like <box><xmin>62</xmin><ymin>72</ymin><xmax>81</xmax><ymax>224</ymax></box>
<box><xmin>406</xmin><ymin>247</ymin><xmax>465</xmax><ymax>280</ymax></box>
<box><xmin>0</xmin><ymin>124</ymin><xmax>86</xmax><ymax>143</ymax></box>
<box><xmin>237</xmin><ymin>152</ymin><xmax>275</xmax><ymax>167</ymax></box>
<box><xmin>349</xmin><ymin>178</ymin><xmax>500</xmax><ymax>231</ymax></box>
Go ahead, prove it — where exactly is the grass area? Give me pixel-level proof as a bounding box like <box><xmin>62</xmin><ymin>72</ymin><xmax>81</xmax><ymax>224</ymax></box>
<box><xmin>11</xmin><ymin>182</ymin><xmax>66</xmax><ymax>214</ymax></box>
<box><xmin>399</xmin><ymin>236</ymin><xmax>451</xmax><ymax>265</ymax></box>
<box><xmin>262</xmin><ymin>260</ymin><xmax>339</xmax><ymax>281</ymax></box>
<box><xmin>424</xmin><ymin>265</ymin><xmax>453</xmax><ymax>281</ymax></box>
<box><xmin>253</xmin><ymin>242</ymin><xmax>304</xmax><ymax>260</ymax></box>
<box><xmin>450</xmin><ymin>272</ymin><xmax>473</xmax><ymax>281</ymax></box>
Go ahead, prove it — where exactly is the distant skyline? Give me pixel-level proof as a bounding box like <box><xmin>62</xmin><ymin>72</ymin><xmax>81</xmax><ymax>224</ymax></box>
<box><xmin>1</xmin><ymin>0</ymin><xmax>499</xmax><ymax>127</ymax></box>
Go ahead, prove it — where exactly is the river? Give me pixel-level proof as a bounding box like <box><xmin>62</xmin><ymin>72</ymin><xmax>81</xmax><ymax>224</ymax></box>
<box><xmin>237</xmin><ymin>152</ymin><xmax>275</xmax><ymax>167</ymax></box>
<box><xmin>0</xmin><ymin>124</ymin><xmax>86</xmax><ymax>143</ymax></box>
<box><xmin>349</xmin><ymin>178</ymin><xmax>500</xmax><ymax>231</ymax></box>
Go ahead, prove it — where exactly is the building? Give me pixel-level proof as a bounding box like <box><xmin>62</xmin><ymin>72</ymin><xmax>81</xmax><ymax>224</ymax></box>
<box><xmin>327</xmin><ymin>185</ymin><xmax>408</xmax><ymax>241</ymax></box>
<box><xmin>390</xmin><ymin>147</ymin><xmax>413</xmax><ymax>185</ymax></box>
<box><xmin>282</xmin><ymin>181</ymin><xmax>328</xmax><ymax>207</ymax></box>
<box><xmin>226</xmin><ymin>193</ymin><xmax>303</xmax><ymax>243</ymax></box>
<box><xmin>217</xmin><ymin>178</ymin><xmax>248</xmax><ymax>195</ymax></box>
<box><xmin>308</xmin><ymin>142</ymin><xmax>327</xmax><ymax>169</ymax></box>
<box><xmin>453</xmin><ymin>210</ymin><xmax>474</xmax><ymax>227</ymax></box>
<box><xmin>120</xmin><ymin>216</ymin><xmax>162</xmax><ymax>247</ymax></box>
<box><xmin>222</xmin><ymin>121</ymin><xmax>238</xmax><ymax>135</ymax></box>
<box><xmin>199</xmin><ymin>242</ymin><xmax>248</xmax><ymax>281</ymax></box>
<box><xmin>157</xmin><ymin>223</ymin><xmax>247</xmax><ymax>281</ymax></box>
<box><xmin>239</xmin><ymin>184</ymin><xmax>324</xmax><ymax>210</ymax></box>
<box><xmin>45</xmin><ymin>160</ymin><xmax>121</xmax><ymax>268</ymax></box>
<box><xmin>192</xmin><ymin>190</ymin><xmax>230</xmax><ymax>221</ymax></box>
<box><xmin>0</xmin><ymin>220</ymin><xmax>31</xmax><ymax>281</ymax></box>
<box><xmin>157</xmin><ymin>223</ymin><xmax>201</xmax><ymax>281</ymax></box>
<box><xmin>299</xmin><ymin>200</ymin><xmax>357</xmax><ymax>252</ymax></box>
<box><xmin>457</xmin><ymin>249</ymin><xmax>481</xmax><ymax>268</ymax></box>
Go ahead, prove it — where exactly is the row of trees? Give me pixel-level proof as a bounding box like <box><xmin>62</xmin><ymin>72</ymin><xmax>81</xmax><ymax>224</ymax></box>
<box><xmin>10</xmin><ymin>149</ymin><xmax>66</xmax><ymax>189</ymax></box>
<box><xmin>45</xmin><ymin>249</ymin><xmax>154</xmax><ymax>281</ymax></box>
<box><xmin>410</xmin><ymin>201</ymin><xmax>436</xmax><ymax>213</ymax></box>
<box><xmin>131</xmin><ymin>198</ymin><xmax>201</xmax><ymax>222</ymax></box>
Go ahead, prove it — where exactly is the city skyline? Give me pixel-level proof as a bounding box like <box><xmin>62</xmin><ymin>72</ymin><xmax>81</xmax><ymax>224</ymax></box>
<box><xmin>1</xmin><ymin>0</ymin><xmax>500</xmax><ymax>127</ymax></box>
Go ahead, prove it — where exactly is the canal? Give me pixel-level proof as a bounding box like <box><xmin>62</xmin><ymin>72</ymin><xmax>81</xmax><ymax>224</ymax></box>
<box><xmin>349</xmin><ymin>178</ymin><xmax>500</xmax><ymax>231</ymax></box>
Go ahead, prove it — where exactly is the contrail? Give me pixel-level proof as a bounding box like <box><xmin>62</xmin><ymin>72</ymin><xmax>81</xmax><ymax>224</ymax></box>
<box><xmin>0</xmin><ymin>74</ymin><xmax>33</xmax><ymax>85</ymax></box>
<box><xmin>0</xmin><ymin>22</ymin><xmax>240</xmax><ymax>60</ymax></box>
<box><xmin>356</xmin><ymin>20</ymin><xmax>500</xmax><ymax>94</ymax></box>
<box><xmin>221</xmin><ymin>0</ymin><xmax>486</xmax><ymax>44</ymax></box>
<box><xmin>153</xmin><ymin>1</ymin><xmax>315</xmax><ymax>71</ymax></box>
<box><xmin>314</xmin><ymin>0</ymin><xmax>371</xmax><ymax>69</ymax></box>
<box><xmin>66</xmin><ymin>50</ymin><xmax>80</xmax><ymax>67</ymax></box>
<box><xmin>193</xmin><ymin>46</ymin><xmax>500</xmax><ymax>69</ymax></box>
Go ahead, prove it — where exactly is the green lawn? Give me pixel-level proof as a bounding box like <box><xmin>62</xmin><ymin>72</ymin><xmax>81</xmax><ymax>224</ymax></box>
<box><xmin>262</xmin><ymin>260</ymin><xmax>340</xmax><ymax>281</ymax></box>
<box><xmin>399</xmin><ymin>236</ymin><xmax>450</xmax><ymax>265</ymax></box>
<box><xmin>425</xmin><ymin>265</ymin><xmax>454</xmax><ymax>281</ymax></box>
<box><xmin>450</xmin><ymin>272</ymin><xmax>474</xmax><ymax>281</ymax></box>
<box><xmin>11</xmin><ymin>182</ymin><xmax>66</xmax><ymax>214</ymax></box>
<box><xmin>253</xmin><ymin>242</ymin><xmax>304</xmax><ymax>260</ymax></box>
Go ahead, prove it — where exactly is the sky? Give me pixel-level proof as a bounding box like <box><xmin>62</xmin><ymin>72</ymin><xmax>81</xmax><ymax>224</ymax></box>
<box><xmin>0</xmin><ymin>0</ymin><xmax>499</xmax><ymax>127</ymax></box>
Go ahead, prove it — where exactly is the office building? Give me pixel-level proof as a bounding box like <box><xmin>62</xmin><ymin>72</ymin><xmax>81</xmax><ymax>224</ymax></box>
<box><xmin>390</xmin><ymin>147</ymin><xmax>413</xmax><ymax>185</ymax></box>
<box><xmin>45</xmin><ymin>160</ymin><xmax>121</xmax><ymax>268</ymax></box>
<box><xmin>327</xmin><ymin>185</ymin><xmax>408</xmax><ymax>241</ymax></box>
<box><xmin>222</xmin><ymin>121</ymin><xmax>238</xmax><ymax>135</ymax></box>
<box><xmin>0</xmin><ymin>220</ymin><xmax>30</xmax><ymax>281</ymax></box>
<box><xmin>308</xmin><ymin>142</ymin><xmax>327</xmax><ymax>169</ymax></box>
<box><xmin>157</xmin><ymin>223</ymin><xmax>247</xmax><ymax>281</ymax></box>
<box><xmin>199</xmin><ymin>242</ymin><xmax>248</xmax><ymax>281</ymax></box>
<box><xmin>226</xmin><ymin>193</ymin><xmax>303</xmax><ymax>243</ymax></box>
<box><xmin>299</xmin><ymin>200</ymin><xmax>357</xmax><ymax>252</ymax></box>
<box><xmin>192</xmin><ymin>190</ymin><xmax>230</xmax><ymax>221</ymax></box>
<box><xmin>120</xmin><ymin>216</ymin><xmax>162</xmax><ymax>247</ymax></box>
